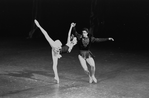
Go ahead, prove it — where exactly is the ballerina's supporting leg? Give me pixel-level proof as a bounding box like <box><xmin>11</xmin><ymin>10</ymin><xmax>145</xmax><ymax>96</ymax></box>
<box><xmin>52</xmin><ymin>49</ymin><xmax>60</xmax><ymax>83</ymax></box>
<box><xmin>34</xmin><ymin>19</ymin><xmax>61</xmax><ymax>83</ymax></box>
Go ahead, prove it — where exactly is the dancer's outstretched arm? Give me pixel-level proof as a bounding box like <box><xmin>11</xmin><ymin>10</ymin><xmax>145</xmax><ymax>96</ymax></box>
<box><xmin>34</xmin><ymin>19</ymin><xmax>55</xmax><ymax>47</ymax></box>
<box><xmin>66</xmin><ymin>23</ymin><xmax>77</xmax><ymax>52</ymax></box>
<box><xmin>66</xmin><ymin>23</ymin><xmax>76</xmax><ymax>45</ymax></box>
<box><xmin>91</xmin><ymin>37</ymin><xmax>114</xmax><ymax>43</ymax></box>
<box><xmin>108</xmin><ymin>38</ymin><xmax>114</xmax><ymax>41</ymax></box>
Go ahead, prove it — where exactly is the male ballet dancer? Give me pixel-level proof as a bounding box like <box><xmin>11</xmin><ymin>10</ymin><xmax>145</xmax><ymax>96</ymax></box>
<box><xmin>34</xmin><ymin>19</ymin><xmax>77</xmax><ymax>83</ymax></box>
<box><xmin>73</xmin><ymin>25</ymin><xmax>114</xmax><ymax>83</ymax></box>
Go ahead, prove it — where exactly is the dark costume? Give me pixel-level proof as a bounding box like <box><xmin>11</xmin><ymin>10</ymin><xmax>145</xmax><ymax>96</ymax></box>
<box><xmin>73</xmin><ymin>27</ymin><xmax>109</xmax><ymax>59</ymax></box>
<box><xmin>60</xmin><ymin>45</ymin><xmax>69</xmax><ymax>54</ymax></box>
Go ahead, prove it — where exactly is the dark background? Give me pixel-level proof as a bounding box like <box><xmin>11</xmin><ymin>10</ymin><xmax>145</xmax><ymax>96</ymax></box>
<box><xmin>0</xmin><ymin>0</ymin><xmax>149</xmax><ymax>50</ymax></box>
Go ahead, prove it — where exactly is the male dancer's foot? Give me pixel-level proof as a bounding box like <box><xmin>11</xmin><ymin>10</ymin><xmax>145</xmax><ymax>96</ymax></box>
<box><xmin>89</xmin><ymin>75</ymin><xmax>93</xmax><ymax>83</ymax></box>
<box><xmin>92</xmin><ymin>75</ymin><xmax>97</xmax><ymax>83</ymax></box>
<box><xmin>84</xmin><ymin>70</ymin><xmax>93</xmax><ymax>83</ymax></box>
<box><xmin>90</xmin><ymin>66</ymin><xmax>97</xmax><ymax>83</ymax></box>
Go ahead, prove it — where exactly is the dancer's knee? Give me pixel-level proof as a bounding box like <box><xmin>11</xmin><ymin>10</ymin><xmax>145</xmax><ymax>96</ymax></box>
<box><xmin>83</xmin><ymin>66</ymin><xmax>89</xmax><ymax>71</ymax></box>
<box><xmin>78</xmin><ymin>55</ymin><xmax>88</xmax><ymax>69</ymax></box>
<box><xmin>87</xmin><ymin>57</ymin><xmax>95</xmax><ymax>67</ymax></box>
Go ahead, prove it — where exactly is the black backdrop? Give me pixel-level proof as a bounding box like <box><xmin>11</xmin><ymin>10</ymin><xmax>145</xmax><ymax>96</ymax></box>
<box><xmin>0</xmin><ymin>0</ymin><xmax>149</xmax><ymax>47</ymax></box>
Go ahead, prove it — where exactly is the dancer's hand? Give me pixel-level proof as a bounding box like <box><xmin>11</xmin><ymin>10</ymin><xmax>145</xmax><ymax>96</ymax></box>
<box><xmin>57</xmin><ymin>54</ymin><xmax>62</xmax><ymax>59</ymax></box>
<box><xmin>34</xmin><ymin>19</ymin><xmax>40</xmax><ymax>28</ymax></box>
<box><xmin>71</xmin><ymin>22</ymin><xmax>76</xmax><ymax>27</ymax></box>
<box><xmin>108</xmin><ymin>37</ymin><xmax>114</xmax><ymax>41</ymax></box>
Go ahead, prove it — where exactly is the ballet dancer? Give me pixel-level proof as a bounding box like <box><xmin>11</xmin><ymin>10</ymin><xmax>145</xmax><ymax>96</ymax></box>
<box><xmin>73</xmin><ymin>25</ymin><xmax>114</xmax><ymax>83</ymax></box>
<box><xmin>34</xmin><ymin>19</ymin><xmax>77</xmax><ymax>83</ymax></box>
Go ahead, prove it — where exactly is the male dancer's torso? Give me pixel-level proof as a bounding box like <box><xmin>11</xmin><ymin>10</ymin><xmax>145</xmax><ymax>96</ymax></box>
<box><xmin>78</xmin><ymin>36</ymin><xmax>91</xmax><ymax>51</ymax></box>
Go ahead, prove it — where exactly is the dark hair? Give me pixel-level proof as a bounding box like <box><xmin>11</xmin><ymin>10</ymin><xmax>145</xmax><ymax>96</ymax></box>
<box><xmin>82</xmin><ymin>28</ymin><xmax>89</xmax><ymax>33</ymax></box>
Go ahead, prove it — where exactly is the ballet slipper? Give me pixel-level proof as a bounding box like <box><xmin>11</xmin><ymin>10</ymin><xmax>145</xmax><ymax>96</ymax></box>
<box><xmin>89</xmin><ymin>75</ymin><xmax>93</xmax><ymax>83</ymax></box>
<box><xmin>54</xmin><ymin>76</ymin><xmax>60</xmax><ymax>84</ymax></box>
<box><xmin>92</xmin><ymin>75</ymin><xmax>97</xmax><ymax>83</ymax></box>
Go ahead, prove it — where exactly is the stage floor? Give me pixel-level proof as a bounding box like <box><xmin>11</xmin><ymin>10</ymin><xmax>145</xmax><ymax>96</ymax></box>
<box><xmin>0</xmin><ymin>38</ymin><xmax>149</xmax><ymax>98</ymax></box>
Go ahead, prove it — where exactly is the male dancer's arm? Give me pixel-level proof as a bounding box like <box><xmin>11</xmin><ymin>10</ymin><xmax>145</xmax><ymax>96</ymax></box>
<box><xmin>72</xmin><ymin>26</ymin><xmax>81</xmax><ymax>40</ymax></box>
<box><xmin>89</xmin><ymin>25</ymin><xmax>114</xmax><ymax>42</ymax></box>
<box><xmin>34</xmin><ymin>19</ymin><xmax>55</xmax><ymax>47</ymax></box>
<box><xmin>91</xmin><ymin>36</ymin><xmax>114</xmax><ymax>43</ymax></box>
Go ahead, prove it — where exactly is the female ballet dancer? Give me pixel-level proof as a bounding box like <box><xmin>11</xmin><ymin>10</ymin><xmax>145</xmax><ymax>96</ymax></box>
<box><xmin>72</xmin><ymin>25</ymin><xmax>114</xmax><ymax>83</ymax></box>
<box><xmin>34</xmin><ymin>19</ymin><xmax>77</xmax><ymax>83</ymax></box>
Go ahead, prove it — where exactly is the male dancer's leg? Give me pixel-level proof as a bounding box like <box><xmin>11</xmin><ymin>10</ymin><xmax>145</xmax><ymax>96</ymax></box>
<box><xmin>86</xmin><ymin>57</ymin><xmax>97</xmax><ymax>83</ymax></box>
<box><xmin>78</xmin><ymin>55</ymin><xmax>93</xmax><ymax>83</ymax></box>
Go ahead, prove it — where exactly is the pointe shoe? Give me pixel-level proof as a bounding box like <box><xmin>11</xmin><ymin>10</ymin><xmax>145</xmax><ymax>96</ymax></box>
<box><xmin>89</xmin><ymin>76</ymin><xmax>93</xmax><ymax>83</ymax></box>
<box><xmin>54</xmin><ymin>76</ymin><xmax>59</xmax><ymax>84</ymax></box>
<box><xmin>92</xmin><ymin>76</ymin><xmax>97</xmax><ymax>83</ymax></box>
